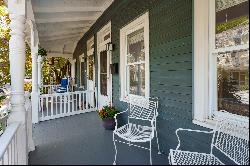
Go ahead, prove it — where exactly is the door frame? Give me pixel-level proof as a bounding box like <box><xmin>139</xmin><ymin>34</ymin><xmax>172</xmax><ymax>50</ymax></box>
<box><xmin>97</xmin><ymin>21</ymin><xmax>112</xmax><ymax>108</ymax></box>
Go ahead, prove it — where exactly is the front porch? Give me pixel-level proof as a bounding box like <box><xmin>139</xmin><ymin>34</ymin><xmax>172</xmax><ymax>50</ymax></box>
<box><xmin>0</xmin><ymin>0</ymin><xmax>249</xmax><ymax>165</ymax></box>
<box><xmin>29</xmin><ymin>112</ymin><xmax>168</xmax><ymax>165</ymax></box>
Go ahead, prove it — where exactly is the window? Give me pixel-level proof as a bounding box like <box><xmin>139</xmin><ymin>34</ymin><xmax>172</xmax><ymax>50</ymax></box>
<box><xmin>193</xmin><ymin>0</ymin><xmax>249</xmax><ymax>128</ymax></box>
<box><xmin>120</xmin><ymin>12</ymin><xmax>149</xmax><ymax>101</ymax></box>
<box><xmin>213</xmin><ymin>0</ymin><xmax>249</xmax><ymax>117</ymax></box>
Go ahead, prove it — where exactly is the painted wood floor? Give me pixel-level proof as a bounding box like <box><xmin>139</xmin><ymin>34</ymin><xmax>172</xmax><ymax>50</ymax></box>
<box><xmin>29</xmin><ymin>112</ymin><xmax>169</xmax><ymax>165</ymax></box>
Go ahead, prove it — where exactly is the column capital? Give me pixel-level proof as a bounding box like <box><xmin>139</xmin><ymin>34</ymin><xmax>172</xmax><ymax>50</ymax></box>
<box><xmin>68</xmin><ymin>58</ymin><xmax>76</xmax><ymax>64</ymax></box>
<box><xmin>31</xmin><ymin>52</ymin><xmax>38</xmax><ymax>57</ymax></box>
<box><xmin>37</xmin><ymin>55</ymin><xmax>43</xmax><ymax>62</ymax></box>
<box><xmin>8</xmin><ymin>0</ymin><xmax>26</xmax><ymax>16</ymax></box>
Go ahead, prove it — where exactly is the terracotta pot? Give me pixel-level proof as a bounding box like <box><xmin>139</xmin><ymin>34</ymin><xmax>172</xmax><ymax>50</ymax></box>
<box><xmin>102</xmin><ymin>118</ymin><xmax>116</xmax><ymax>130</ymax></box>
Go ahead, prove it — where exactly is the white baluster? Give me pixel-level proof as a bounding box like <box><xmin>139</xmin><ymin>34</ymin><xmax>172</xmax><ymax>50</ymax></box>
<box><xmin>46</xmin><ymin>97</ymin><xmax>48</xmax><ymax>117</ymax></box>
<box><xmin>51</xmin><ymin>96</ymin><xmax>54</xmax><ymax>116</ymax></box>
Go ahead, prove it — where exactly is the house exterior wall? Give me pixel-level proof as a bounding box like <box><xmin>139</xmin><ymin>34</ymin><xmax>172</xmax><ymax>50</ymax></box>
<box><xmin>73</xmin><ymin>0</ymin><xmax>212</xmax><ymax>154</ymax></box>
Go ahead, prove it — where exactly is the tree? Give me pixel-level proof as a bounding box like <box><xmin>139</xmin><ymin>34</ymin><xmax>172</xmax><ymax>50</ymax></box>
<box><xmin>1</xmin><ymin>0</ymin><xmax>71</xmax><ymax>87</ymax></box>
<box><xmin>0</xmin><ymin>1</ymin><xmax>11</xmax><ymax>86</ymax></box>
<box><xmin>0</xmin><ymin>1</ymin><xmax>32</xmax><ymax>88</ymax></box>
<box><xmin>42</xmin><ymin>57</ymin><xmax>71</xmax><ymax>85</ymax></box>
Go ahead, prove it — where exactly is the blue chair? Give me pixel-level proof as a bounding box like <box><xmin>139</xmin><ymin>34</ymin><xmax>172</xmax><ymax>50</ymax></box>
<box><xmin>57</xmin><ymin>78</ymin><xmax>68</xmax><ymax>93</ymax></box>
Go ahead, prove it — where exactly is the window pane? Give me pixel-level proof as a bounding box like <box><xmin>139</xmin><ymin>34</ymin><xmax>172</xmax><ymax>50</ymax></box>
<box><xmin>217</xmin><ymin>50</ymin><xmax>249</xmax><ymax>116</ymax></box>
<box><xmin>100</xmin><ymin>74</ymin><xmax>107</xmax><ymax>96</ymax></box>
<box><xmin>127</xmin><ymin>28</ymin><xmax>145</xmax><ymax>63</ymax></box>
<box><xmin>100</xmin><ymin>51</ymin><xmax>107</xmax><ymax>74</ymax></box>
<box><xmin>128</xmin><ymin>64</ymin><xmax>145</xmax><ymax>96</ymax></box>
<box><xmin>100</xmin><ymin>51</ymin><xmax>108</xmax><ymax>96</ymax></box>
<box><xmin>216</xmin><ymin>0</ymin><xmax>249</xmax><ymax>48</ymax></box>
<box><xmin>88</xmin><ymin>55</ymin><xmax>94</xmax><ymax>81</ymax></box>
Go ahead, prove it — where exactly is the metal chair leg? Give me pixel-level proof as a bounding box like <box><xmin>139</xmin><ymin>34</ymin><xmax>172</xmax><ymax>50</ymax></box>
<box><xmin>155</xmin><ymin>127</ymin><xmax>161</xmax><ymax>154</ymax></box>
<box><xmin>113</xmin><ymin>133</ymin><xmax>117</xmax><ymax>165</ymax></box>
<box><xmin>149</xmin><ymin>140</ymin><xmax>152</xmax><ymax>165</ymax></box>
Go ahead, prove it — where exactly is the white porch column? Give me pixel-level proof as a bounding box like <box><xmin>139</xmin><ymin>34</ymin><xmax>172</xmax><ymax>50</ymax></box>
<box><xmin>69</xmin><ymin>58</ymin><xmax>76</xmax><ymax>84</ymax></box>
<box><xmin>37</xmin><ymin>55</ymin><xmax>43</xmax><ymax>87</ymax></box>
<box><xmin>7</xmin><ymin>0</ymin><xmax>28</xmax><ymax>164</ymax></box>
<box><xmin>30</xmin><ymin>21</ymin><xmax>39</xmax><ymax>124</ymax></box>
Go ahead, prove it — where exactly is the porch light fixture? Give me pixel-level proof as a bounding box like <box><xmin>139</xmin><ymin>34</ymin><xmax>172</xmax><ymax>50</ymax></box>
<box><xmin>106</xmin><ymin>42</ymin><xmax>113</xmax><ymax>51</ymax></box>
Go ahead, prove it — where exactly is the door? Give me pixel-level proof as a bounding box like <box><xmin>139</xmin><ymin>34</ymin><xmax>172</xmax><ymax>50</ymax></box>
<box><xmin>97</xmin><ymin>22</ymin><xmax>112</xmax><ymax>109</ymax></box>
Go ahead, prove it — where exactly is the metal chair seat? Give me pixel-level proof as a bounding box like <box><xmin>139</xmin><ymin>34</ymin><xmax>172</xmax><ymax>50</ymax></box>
<box><xmin>169</xmin><ymin>150</ymin><xmax>224</xmax><ymax>165</ymax></box>
<box><xmin>114</xmin><ymin>123</ymin><xmax>153</xmax><ymax>142</ymax></box>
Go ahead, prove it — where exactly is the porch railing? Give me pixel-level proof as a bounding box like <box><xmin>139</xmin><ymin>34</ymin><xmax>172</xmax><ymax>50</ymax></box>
<box><xmin>40</xmin><ymin>85</ymin><xmax>61</xmax><ymax>94</ymax></box>
<box><xmin>38</xmin><ymin>89</ymin><xmax>97</xmax><ymax>122</ymax></box>
<box><xmin>0</xmin><ymin>92</ymin><xmax>34</xmax><ymax>165</ymax></box>
<box><xmin>40</xmin><ymin>84</ymin><xmax>78</xmax><ymax>94</ymax></box>
<box><xmin>0</xmin><ymin>122</ymin><xmax>20</xmax><ymax>165</ymax></box>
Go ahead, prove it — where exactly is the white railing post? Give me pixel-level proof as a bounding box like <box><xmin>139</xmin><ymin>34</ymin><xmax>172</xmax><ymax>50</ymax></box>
<box><xmin>7</xmin><ymin>0</ymin><xmax>28</xmax><ymax>164</ymax></box>
<box><xmin>30</xmin><ymin>21</ymin><xmax>39</xmax><ymax>124</ymax></box>
<box><xmin>24</xmin><ymin>92</ymin><xmax>35</xmax><ymax>152</ymax></box>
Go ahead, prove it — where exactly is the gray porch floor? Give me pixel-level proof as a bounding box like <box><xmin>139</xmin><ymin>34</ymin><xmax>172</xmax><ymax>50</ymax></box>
<box><xmin>28</xmin><ymin>112</ymin><xmax>168</xmax><ymax>165</ymax></box>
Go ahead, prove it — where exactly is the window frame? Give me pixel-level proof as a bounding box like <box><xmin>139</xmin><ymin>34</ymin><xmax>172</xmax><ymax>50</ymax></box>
<box><xmin>120</xmin><ymin>12</ymin><xmax>150</xmax><ymax>102</ymax></box>
<box><xmin>193</xmin><ymin>0</ymin><xmax>249</xmax><ymax>129</ymax></box>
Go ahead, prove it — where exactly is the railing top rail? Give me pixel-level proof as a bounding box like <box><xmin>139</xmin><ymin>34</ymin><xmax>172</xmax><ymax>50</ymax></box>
<box><xmin>39</xmin><ymin>89</ymin><xmax>96</xmax><ymax>97</ymax></box>
<box><xmin>41</xmin><ymin>85</ymin><xmax>61</xmax><ymax>87</ymax></box>
<box><xmin>0</xmin><ymin>122</ymin><xmax>20</xmax><ymax>159</ymax></box>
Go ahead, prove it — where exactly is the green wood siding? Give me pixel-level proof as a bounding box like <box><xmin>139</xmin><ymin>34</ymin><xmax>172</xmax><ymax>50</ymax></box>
<box><xmin>73</xmin><ymin>0</ymin><xmax>212</xmax><ymax>155</ymax></box>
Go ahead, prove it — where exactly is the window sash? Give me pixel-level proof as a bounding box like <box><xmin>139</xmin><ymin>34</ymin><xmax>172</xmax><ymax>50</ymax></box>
<box><xmin>125</xmin><ymin>31</ymin><xmax>146</xmax><ymax>97</ymax></box>
<box><xmin>125</xmin><ymin>62</ymin><xmax>146</xmax><ymax>96</ymax></box>
<box><xmin>209</xmin><ymin>0</ymin><xmax>249</xmax><ymax>118</ymax></box>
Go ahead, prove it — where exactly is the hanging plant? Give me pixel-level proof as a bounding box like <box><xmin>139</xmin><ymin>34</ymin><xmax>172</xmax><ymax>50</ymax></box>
<box><xmin>38</xmin><ymin>47</ymin><xmax>47</xmax><ymax>57</ymax></box>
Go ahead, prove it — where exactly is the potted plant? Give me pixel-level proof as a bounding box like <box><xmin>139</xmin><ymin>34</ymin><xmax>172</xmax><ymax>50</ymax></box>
<box><xmin>97</xmin><ymin>105</ymin><xmax>119</xmax><ymax>130</ymax></box>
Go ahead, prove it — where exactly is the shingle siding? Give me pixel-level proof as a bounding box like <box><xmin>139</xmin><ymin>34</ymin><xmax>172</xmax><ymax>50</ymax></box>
<box><xmin>73</xmin><ymin>0</ymin><xmax>211</xmax><ymax>154</ymax></box>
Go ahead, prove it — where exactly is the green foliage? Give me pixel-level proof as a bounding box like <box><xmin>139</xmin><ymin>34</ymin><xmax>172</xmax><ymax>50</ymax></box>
<box><xmin>42</xmin><ymin>57</ymin><xmax>71</xmax><ymax>84</ymax></box>
<box><xmin>0</xmin><ymin>2</ymin><xmax>10</xmax><ymax>87</ymax></box>
<box><xmin>217</xmin><ymin>67</ymin><xmax>241</xmax><ymax>101</ymax></box>
<box><xmin>0</xmin><ymin>2</ymin><xmax>32</xmax><ymax>87</ymax></box>
<box><xmin>38</xmin><ymin>47</ymin><xmax>47</xmax><ymax>57</ymax></box>
<box><xmin>216</xmin><ymin>16</ymin><xmax>249</xmax><ymax>34</ymax></box>
<box><xmin>0</xmin><ymin>95</ymin><xmax>6</xmax><ymax>106</ymax></box>
<box><xmin>98</xmin><ymin>106</ymin><xmax>119</xmax><ymax>120</ymax></box>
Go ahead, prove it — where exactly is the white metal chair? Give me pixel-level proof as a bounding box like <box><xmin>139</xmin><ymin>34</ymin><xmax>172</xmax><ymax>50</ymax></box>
<box><xmin>113</xmin><ymin>96</ymin><xmax>161</xmax><ymax>165</ymax></box>
<box><xmin>168</xmin><ymin>112</ymin><xmax>249</xmax><ymax>165</ymax></box>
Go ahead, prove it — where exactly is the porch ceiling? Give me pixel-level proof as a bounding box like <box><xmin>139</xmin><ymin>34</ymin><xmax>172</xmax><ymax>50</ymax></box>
<box><xmin>30</xmin><ymin>0</ymin><xmax>113</xmax><ymax>58</ymax></box>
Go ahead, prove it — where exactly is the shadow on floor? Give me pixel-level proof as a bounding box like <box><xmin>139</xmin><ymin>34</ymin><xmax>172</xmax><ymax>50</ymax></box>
<box><xmin>29</xmin><ymin>112</ymin><xmax>168</xmax><ymax>165</ymax></box>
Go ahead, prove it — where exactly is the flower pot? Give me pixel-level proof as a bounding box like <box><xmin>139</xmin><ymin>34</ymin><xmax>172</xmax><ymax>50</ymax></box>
<box><xmin>102</xmin><ymin>118</ymin><xmax>116</xmax><ymax>130</ymax></box>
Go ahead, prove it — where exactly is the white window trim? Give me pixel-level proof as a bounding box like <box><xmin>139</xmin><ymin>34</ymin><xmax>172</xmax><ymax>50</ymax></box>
<box><xmin>193</xmin><ymin>0</ymin><xmax>249</xmax><ymax>129</ymax></box>
<box><xmin>120</xmin><ymin>12</ymin><xmax>150</xmax><ymax>102</ymax></box>
<box><xmin>79</xmin><ymin>54</ymin><xmax>85</xmax><ymax>89</ymax></box>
